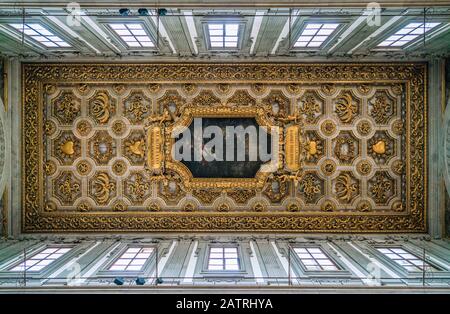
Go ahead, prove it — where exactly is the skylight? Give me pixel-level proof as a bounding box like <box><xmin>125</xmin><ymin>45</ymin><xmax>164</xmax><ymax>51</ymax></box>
<box><xmin>207</xmin><ymin>247</ymin><xmax>240</xmax><ymax>271</ymax></box>
<box><xmin>9</xmin><ymin>23</ymin><xmax>71</xmax><ymax>48</ymax></box>
<box><xmin>9</xmin><ymin>247</ymin><xmax>72</xmax><ymax>272</ymax></box>
<box><xmin>294</xmin><ymin>23</ymin><xmax>339</xmax><ymax>48</ymax></box>
<box><xmin>377</xmin><ymin>23</ymin><xmax>441</xmax><ymax>47</ymax></box>
<box><xmin>207</xmin><ymin>23</ymin><xmax>240</xmax><ymax>49</ymax></box>
<box><xmin>109</xmin><ymin>23</ymin><xmax>154</xmax><ymax>48</ymax></box>
<box><xmin>109</xmin><ymin>247</ymin><xmax>154</xmax><ymax>271</ymax></box>
<box><xmin>377</xmin><ymin>248</ymin><xmax>439</xmax><ymax>272</ymax></box>
<box><xmin>294</xmin><ymin>247</ymin><xmax>339</xmax><ymax>271</ymax></box>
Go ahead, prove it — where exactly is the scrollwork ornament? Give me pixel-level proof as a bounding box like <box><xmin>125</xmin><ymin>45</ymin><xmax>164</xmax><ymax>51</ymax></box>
<box><xmin>112</xmin><ymin>159</ymin><xmax>127</xmax><ymax>176</ymax></box>
<box><xmin>391</xmin><ymin>200</ymin><xmax>404</xmax><ymax>212</ymax></box>
<box><xmin>356</xmin><ymin>160</ymin><xmax>372</xmax><ymax>176</ymax></box>
<box><xmin>321</xmin><ymin>200</ymin><xmax>336</xmax><ymax>212</ymax></box>
<box><xmin>44</xmin><ymin>160</ymin><xmax>57</xmax><ymax>176</ymax></box>
<box><xmin>148</xmin><ymin>83</ymin><xmax>161</xmax><ymax>94</ymax></box>
<box><xmin>320</xmin><ymin>119</ymin><xmax>337</xmax><ymax>137</ymax></box>
<box><xmin>77</xmin><ymin>201</ymin><xmax>92</xmax><ymax>212</ymax></box>
<box><xmin>111</xmin><ymin>120</ymin><xmax>127</xmax><ymax>136</ymax></box>
<box><xmin>251</xmin><ymin>83</ymin><xmax>266</xmax><ymax>95</ymax></box>
<box><xmin>76</xmin><ymin>119</ymin><xmax>93</xmax><ymax>137</ymax></box>
<box><xmin>44</xmin><ymin>201</ymin><xmax>57</xmax><ymax>212</ymax></box>
<box><xmin>287</xmin><ymin>202</ymin><xmax>301</xmax><ymax>212</ymax></box>
<box><xmin>357</xmin><ymin>200</ymin><xmax>372</xmax><ymax>212</ymax></box>
<box><xmin>183</xmin><ymin>83</ymin><xmax>197</xmax><ymax>95</ymax></box>
<box><xmin>321</xmin><ymin>84</ymin><xmax>336</xmax><ymax>95</ymax></box>
<box><xmin>391</xmin><ymin>119</ymin><xmax>404</xmax><ymax>135</ymax></box>
<box><xmin>252</xmin><ymin>201</ymin><xmax>267</xmax><ymax>212</ymax></box>
<box><xmin>391</xmin><ymin>160</ymin><xmax>404</xmax><ymax>175</ymax></box>
<box><xmin>320</xmin><ymin>159</ymin><xmax>337</xmax><ymax>176</ymax></box>
<box><xmin>147</xmin><ymin>202</ymin><xmax>161</xmax><ymax>212</ymax></box>
<box><xmin>76</xmin><ymin>160</ymin><xmax>92</xmax><ymax>176</ymax></box>
<box><xmin>44</xmin><ymin>84</ymin><xmax>56</xmax><ymax>95</ymax></box>
<box><xmin>44</xmin><ymin>120</ymin><xmax>56</xmax><ymax>136</ymax></box>
<box><xmin>182</xmin><ymin>201</ymin><xmax>197</xmax><ymax>212</ymax></box>
<box><xmin>357</xmin><ymin>120</ymin><xmax>372</xmax><ymax>136</ymax></box>
<box><xmin>216</xmin><ymin>203</ymin><xmax>230</xmax><ymax>212</ymax></box>
<box><xmin>113</xmin><ymin>200</ymin><xmax>127</xmax><ymax>212</ymax></box>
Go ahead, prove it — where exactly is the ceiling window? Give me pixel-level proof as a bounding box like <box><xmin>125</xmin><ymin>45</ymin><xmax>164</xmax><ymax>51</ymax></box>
<box><xmin>207</xmin><ymin>23</ymin><xmax>240</xmax><ymax>49</ymax></box>
<box><xmin>377</xmin><ymin>248</ymin><xmax>439</xmax><ymax>272</ymax></box>
<box><xmin>377</xmin><ymin>23</ymin><xmax>441</xmax><ymax>47</ymax></box>
<box><xmin>207</xmin><ymin>247</ymin><xmax>240</xmax><ymax>271</ymax></box>
<box><xmin>9</xmin><ymin>247</ymin><xmax>72</xmax><ymax>272</ymax></box>
<box><xmin>294</xmin><ymin>23</ymin><xmax>339</xmax><ymax>48</ymax></box>
<box><xmin>109</xmin><ymin>247</ymin><xmax>154</xmax><ymax>271</ymax></box>
<box><xmin>9</xmin><ymin>23</ymin><xmax>71</xmax><ymax>48</ymax></box>
<box><xmin>294</xmin><ymin>247</ymin><xmax>339</xmax><ymax>271</ymax></box>
<box><xmin>109</xmin><ymin>23</ymin><xmax>154</xmax><ymax>48</ymax></box>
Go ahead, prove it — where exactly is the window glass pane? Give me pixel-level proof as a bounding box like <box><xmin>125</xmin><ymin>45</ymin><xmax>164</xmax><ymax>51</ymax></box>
<box><xmin>116</xmin><ymin>29</ymin><xmax>132</xmax><ymax>36</ymax></box>
<box><xmin>109</xmin><ymin>247</ymin><xmax>153</xmax><ymax>272</ymax></box>
<box><xmin>109</xmin><ymin>23</ymin><xmax>154</xmax><ymax>48</ymax></box>
<box><xmin>9</xmin><ymin>23</ymin><xmax>71</xmax><ymax>48</ymax></box>
<box><xmin>317</xmin><ymin>29</ymin><xmax>334</xmax><ymax>35</ymax></box>
<box><xmin>127</xmin><ymin>42</ymin><xmax>141</xmax><ymax>47</ymax></box>
<box><xmin>9</xmin><ymin>246</ymin><xmax>71</xmax><ymax>272</ymax></box>
<box><xmin>378</xmin><ymin>247</ymin><xmax>438</xmax><ymax>271</ymax></box>
<box><xmin>127</xmin><ymin>265</ymin><xmax>142</xmax><ymax>271</ymax></box>
<box><xmin>208</xmin><ymin>247</ymin><xmax>239</xmax><ymax>271</ymax></box>
<box><xmin>131</xmin><ymin>29</ymin><xmax>147</xmax><ymax>36</ymax></box>
<box><xmin>226</xmin><ymin>264</ymin><xmax>239</xmax><ymax>270</ymax></box>
<box><xmin>110</xmin><ymin>24</ymin><xmax>126</xmax><ymax>29</ymax></box>
<box><xmin>209</xmin><ymin>29</ymin><xmax>223</xmax><ymax>36</ymax></box>
<box><xmin>378</xmin><ymin>23</ymin><xmax>440</xmax><ymax>47</ymax></box>
<box><xmin>208</xmin><ymin>24</ymin><xmax>223</xmax><ymax>30</ymax></box>
<box><xmin>225</xmin><ymin>24</ymin><xmax>239</xmax><ymax>36</ymax></box>
<box><xmin>127</xmin><ymin>248</ymin><xmax>141</xmax><ymax>253</ymax></box>
<box><xmin>323</xmin><ymin>23</ymin><xmax>339</xmax><ymax>29</ymax></box>
<box><xmin>127</xmin><ymin>24</ymin><xmax>143</xmax><ymax>29</ymax></box>
<box><xmin>306</xmin><ymin>24</ymin><xmax>323</xmax><ymax>29</ymax></box>
<box><xmin>140</xmin><ymin>41</ymin><xmax>154</xmax><ymax>46</ymax></box>
<box><xmin>294</xmin><ymin>42</ymin><xmax>308</xmax><ymax>47</ymax></box>
<box><xmin>136</xmin><ymin>36</ymin><xmax>150</xmax><ymax>42</ymax></box>
<box><xmin>296</xmin><ymin>247</ymin><xmax>339</xmax><ymax>271</ymax></box>
<box><xmin>208</xmin><ymin>265</ymin><xmax>223</xmax><ymax>270</ymax></box>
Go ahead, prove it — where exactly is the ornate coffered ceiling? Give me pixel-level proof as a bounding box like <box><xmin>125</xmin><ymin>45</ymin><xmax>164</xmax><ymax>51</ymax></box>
<box><xmin>21</xmin><ymin>62</ymin><xmax>427</xmax><ymax>232</ymax></box>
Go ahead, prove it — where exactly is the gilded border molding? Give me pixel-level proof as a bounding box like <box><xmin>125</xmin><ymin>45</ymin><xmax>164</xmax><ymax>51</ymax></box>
<box><xmin>22</xmin><ymin>63</ymin><xmax>427</xmax><ymax>232</ymax></box>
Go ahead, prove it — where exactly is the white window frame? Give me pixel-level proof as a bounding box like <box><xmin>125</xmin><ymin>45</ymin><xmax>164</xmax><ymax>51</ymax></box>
<box><xmin>293</xmin><ymin>23</ymin><xmax>340</xmax><ymax>48</ymax></box>
<box><xmin>207</xmin><ymin>246</ymin><xmax>241</xmax><ymax>271</ymax></box>
<box><xmin>7</xmin><ymin>22</ymin><xmax>72</xmax><ymax>49</ymax></box>
<box><xmin>203</xmin><ymin>20</ymin><xmax>245</xmax><ymax>51</ymax></box>
<box><xmin>107</xmin><ymin>246</ymin><xmax>155</xmax><ymax>272</ymax></box>
<box><xmin>104</xmin><ymin>21</ymin><xmax>157</xmax><ymax>51</ymax></box>
<box><xmin>6</xmin><ymin>245</ymin><xmax>73</xmax><ymax>273</ymax></box>
<box><xmin>293</xmin><ymin>246</ymin><xmax>341</xmax><ymax>272</ymax></box>
<box><xmin>376</xmin><ymin>247</ymin><xmax>441</xmax><ymax>273</ymax></box>
<box><xmin>376</xmin><ymin>22</ymin><xmax>441</xmax><ymax>48</ymax></box>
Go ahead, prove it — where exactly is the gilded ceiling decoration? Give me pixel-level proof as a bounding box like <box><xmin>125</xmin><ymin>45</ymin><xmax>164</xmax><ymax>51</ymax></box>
<box><xmin>22</xmin><ymin>63</ymin><xmax>426</xmax><ymax>232</ymax></box>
